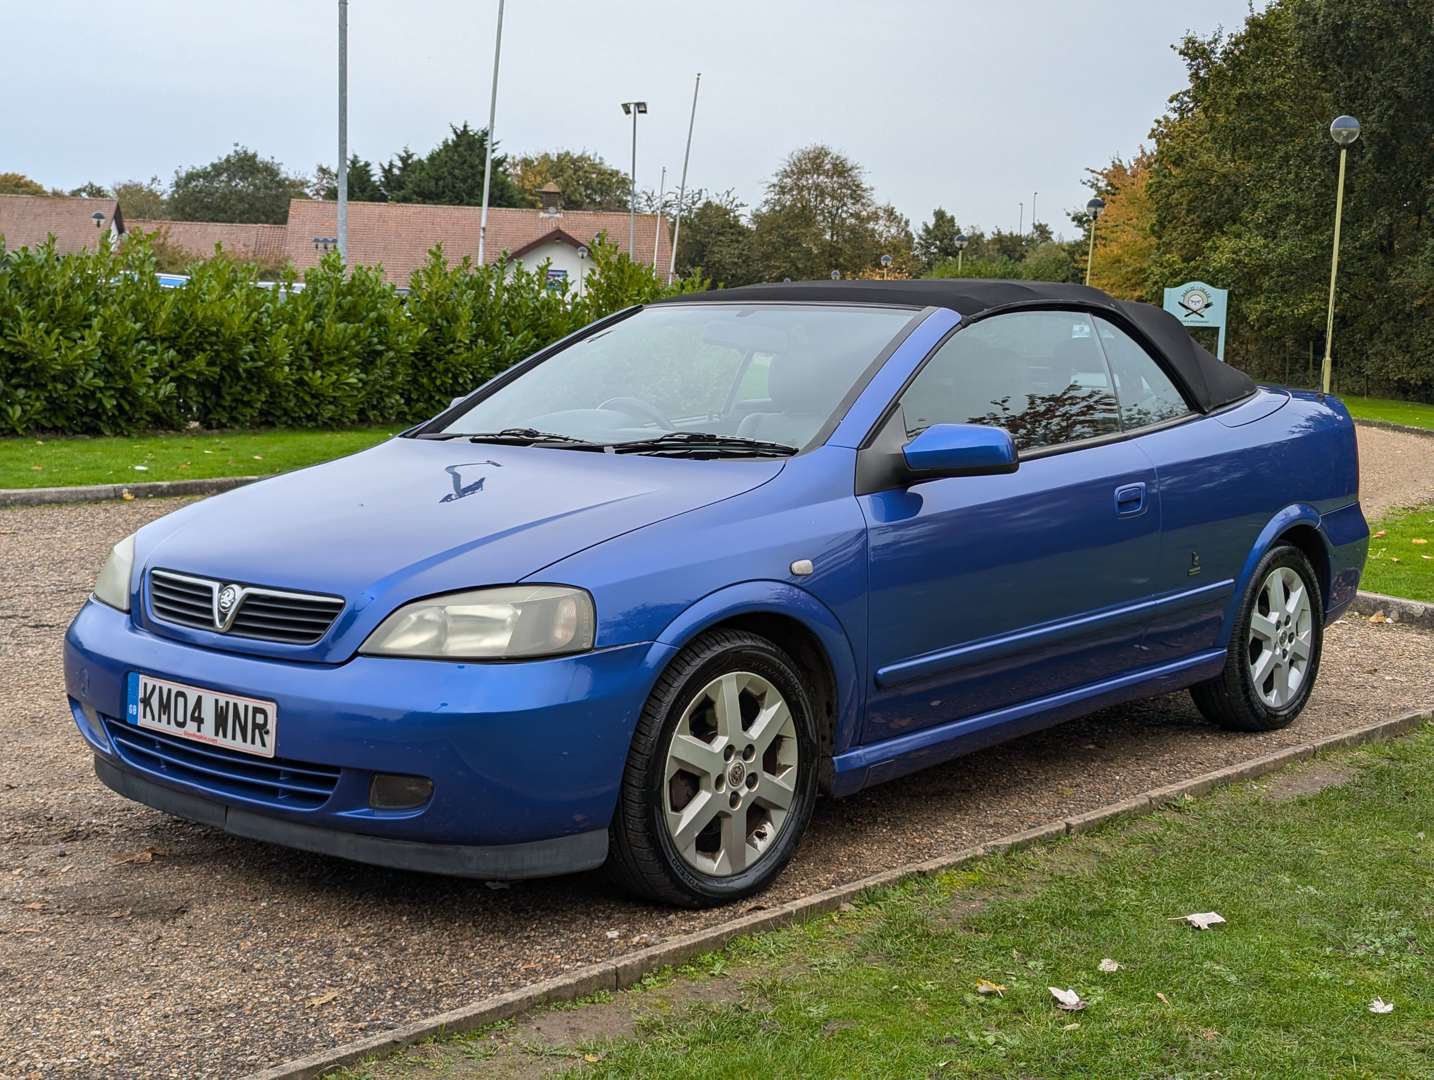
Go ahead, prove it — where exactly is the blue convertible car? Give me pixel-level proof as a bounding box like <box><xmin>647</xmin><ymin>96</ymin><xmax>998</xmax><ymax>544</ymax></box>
<box><xmin>64</xmin><ymin>280</ymin><xmax>1367</xmax><ymax>906</ymax></box>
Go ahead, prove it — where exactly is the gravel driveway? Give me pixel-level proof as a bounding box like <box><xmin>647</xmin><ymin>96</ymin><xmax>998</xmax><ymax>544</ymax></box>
<box><xmin>3</xmin><ymin>428</ymin><xmax>1431</xmax><ymax>1077</ymax></box>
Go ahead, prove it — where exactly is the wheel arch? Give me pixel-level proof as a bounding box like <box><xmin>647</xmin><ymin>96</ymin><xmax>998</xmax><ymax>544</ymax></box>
<box><xmin>653</xmin><ymin>582</ymin><xmax>862</xmax><ymax>793</ymax></box>
<box><xmin>1220</xmin><ymin>503</ymin><xmax>1331</xmax><ymax>645</ymax></box>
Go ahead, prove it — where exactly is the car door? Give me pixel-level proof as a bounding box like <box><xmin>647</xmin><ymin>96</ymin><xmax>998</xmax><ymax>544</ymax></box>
<box><xmin>857</xmin><ymin>309</ymin><xmax>1162</xmax><ymax>748</ymax></box>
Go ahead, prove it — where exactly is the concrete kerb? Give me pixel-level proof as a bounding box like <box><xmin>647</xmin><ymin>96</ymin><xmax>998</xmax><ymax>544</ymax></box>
<box><xmin>1354</xmin><ymin>418</ymin><xmax>1434</xmax><ymax>440</ymax></box>
<box><xmin>0</xmin><ymin>475</ymin><xmax>259</xmax><ymax>508</ymax></box>
<box><xmin>1349</xmin><ymin>590</ymin><xmax>1434</xmax><ymax>631</ymax></box>
<box><xmin>245</xmin><ymin>707</ymin><xmax>1434</xmax><ymax>1080</ymax></box>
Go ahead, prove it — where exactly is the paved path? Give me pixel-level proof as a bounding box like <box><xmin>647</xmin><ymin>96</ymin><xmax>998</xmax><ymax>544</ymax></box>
<box><xmin>2</xmin><ymin>429</ymin><xmax>1430</xmax><ymax>1076</ymax></box>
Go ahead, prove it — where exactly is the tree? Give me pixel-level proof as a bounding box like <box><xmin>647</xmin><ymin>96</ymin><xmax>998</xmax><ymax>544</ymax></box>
<box><xmin>114</xmin><ymin>177</ymin><xmax>169</xmax><ymax>220</ymax></box>
<box><xmin>749</xmin><ymin>145</ymin><xmax>881</xmax><ymax>280</ymax></box>
<box><xmin>0</xmin><ymin>173</ymin><xmax>47</xmax><ymax>196</ymax></box>
<box><xmin>872</xmin><ymin>204</ymin><xmax>917</xmax><ymax>276</ymax></box>
<box><xmin>915</xmin><ymin>208</ymin><xmax>964</xmax><ymax>268</ymax></box>
<box><xmin>169</xmin><ymin>146</ymin><xmax>307</xmax><ymax>224</ymax></box>
<box><xmin>312</xmin><ymin>155</ymin><xmax>385</xmax><ymax>202</ymax></box>
<box><xmin>1082</xmin><ymin>153</ymin><xmax>1157</xmax><ymax>299</ymax></box>
<box><xmin>68</xmin><ymin>182</ymin><xmax>111</xmax><ymax>198</ymax></box>
<box><xmin>674</xmin><ymin>190</ymin><xmax>758</xmax><ymax>286</ymax></box>
<box><xmin>381</xmin><ymin>123</ymin><xmax>522</xmax><ymax>208</ymax></box>
<box><xmin>511</xmin><ymin>150</ymin><xmax>629</xmax><ymax>211</ymax></box>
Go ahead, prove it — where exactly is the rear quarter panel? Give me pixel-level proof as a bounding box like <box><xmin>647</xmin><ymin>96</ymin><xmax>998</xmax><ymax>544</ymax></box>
<box><xmin>1136</xmin><ymin>388</ymin><xmax>1364</xmax><ymax>661</ymax></box>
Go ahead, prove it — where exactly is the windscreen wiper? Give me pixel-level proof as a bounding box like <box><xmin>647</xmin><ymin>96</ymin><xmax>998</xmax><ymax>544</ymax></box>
<box><xmin>464</xmin><ymin>428</ymin><xmax>608</xmax><ymax>450</ymax></box>
<box><xmin>609</xmin><ymin>432</ymin><xmax>798</xmax><ymax>457</ymax></box>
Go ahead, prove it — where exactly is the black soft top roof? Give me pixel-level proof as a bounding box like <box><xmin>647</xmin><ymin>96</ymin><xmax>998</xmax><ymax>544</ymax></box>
<box><xmin>655</xmin><ymin>279</ymin><xmax>1255</xmax><ymax>414</ymax></box>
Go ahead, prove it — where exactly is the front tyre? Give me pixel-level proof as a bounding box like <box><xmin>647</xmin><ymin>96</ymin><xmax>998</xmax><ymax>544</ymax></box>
<box><xmin>608</xmin><ymin>629</ymin><xmax>818</xmax><ymax>907</ymax></box>
<box><xmin>1191</xmin><ymin>543</ymin><xmax>1324</xmax><ymax>732</ymax></box>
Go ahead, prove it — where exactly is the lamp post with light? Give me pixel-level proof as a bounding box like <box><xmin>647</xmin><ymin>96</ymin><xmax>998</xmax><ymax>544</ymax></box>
<box><xmin>621</xmin><ymin>101</ymin><xmax>647</xmax><ymax>255</ymax></box>
<box><xmin>955</xmin><ymin>233</ymin><xmax>968</xmax><ymax>274</ymax></box>
<box><xmin>1083</xmin><ymin>197</ymin><xmax>1104</xmax><ymax>286</ymax></box>
<box><xmin>880</xmin><ymin>253</ymin><xmax>892</xmax><ymax>279</ymax></box>
<box><xmin>576</xmin><ymin>244</ymin><xmax>588</xmax><ymax>298</ymax></box>
<box><xmin>1321</xmin><ymin>115</ymin><xmax>1360</xmax><ymax>394</ymax></box>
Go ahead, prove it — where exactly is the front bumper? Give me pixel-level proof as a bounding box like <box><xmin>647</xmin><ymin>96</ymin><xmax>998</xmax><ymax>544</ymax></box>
<box><xmin>65</xmin><ymin>599</ymin><xmax>672</xmax><ymax>874</ymax></box>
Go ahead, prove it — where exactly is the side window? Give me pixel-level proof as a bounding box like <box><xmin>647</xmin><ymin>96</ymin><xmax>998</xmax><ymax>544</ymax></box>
<box><xmin>899</xmin><ymin>311</ymin><xmax>1121</xmax><ymax>452</ymax></box>
<box><xmin>1094</xmin><ymin>318</ymin><xmax>1192</xmax><ymax>430</ymax></box>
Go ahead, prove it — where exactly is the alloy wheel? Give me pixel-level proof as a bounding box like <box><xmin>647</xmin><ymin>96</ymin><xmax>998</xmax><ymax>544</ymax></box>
<box><xmin>1246</xmin><ymin>565</ymin><xmax>1313</xmax><ymax>708</ymax></box>
<box><xmin>662</xmin><ymin>671</ymin><xmax>800</xmax><ymax>876</ymax></box>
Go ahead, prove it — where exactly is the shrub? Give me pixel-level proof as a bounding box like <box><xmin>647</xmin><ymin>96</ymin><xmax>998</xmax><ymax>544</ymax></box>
<box><xmin>0</xmin><ymin>234</ymin><xmax>705</xmax><ymax>435</ymax></box>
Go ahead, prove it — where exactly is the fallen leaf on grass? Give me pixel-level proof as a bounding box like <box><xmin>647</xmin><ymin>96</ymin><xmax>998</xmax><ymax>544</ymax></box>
<box><xmin>1413</xmin><ymin>538</ymin><xmax>1428</xmax><ymax>545</ymax></box>
<box><xmin>1156</xmin><ymin>992</ymin><xmax>1172</xmax><ymax>1006</ymax></box>
<box><xmin>30</xmin><ymin>464</ymin><xmax>42</xmax><ymax>472</ymax></box>
<box><xmin>1369</xmin><ymin>997</ymin><xmax>1394</xmax><ymax>1014</ymax></box>
<box><xmin>1049</xmin><ymin>987</ymin><xmax>1086</xmax><ymax>1011</ymax></box>
<box><xmin>1098</xmin><ymin>958</ymin><xmax>1120</xmax><ymax>973</ymax></box>
<box><xmin>132</xmin><ymin>464</ymin><xmax>149</xmax><ymax>472</ymax></box>
<box><xmin>253</xmin><ymin>455</ymin><xmax>264</xmax><ymax>461</ymax></box>
<box><xmin>975</xmin><ymin>979</ymin><xmax>1007</xmax><ymax>996</ymax></box>
<box><xmin>1172</xmin><ymin>912</ymin><xmax>1226</xmax><ymax>930</ymax></box>
<box><xmin>1373</xmin><ymin>529</ymin><xmax>1388</xmax><ymax>539</ymax></box>
<box><xmin>112</xmin><ymin>847</ymin><xmax>166</xmax><ymax>865</ymax></box>
<box><xmin>306</xmin><ymin>990</ymin><xmax>339</xmax><ymax>1007</ymax></box>
<box><xmin>583</xmin><ymin>1053</ymin><xmax>601</xmax><ymax>1063</ymax></box>
<box><xmin>1201</xmin><ymin>1028</ymin><xmax>1220</xmax><ymax>1041</ymax></box>
<box><xmin>1062</xmin><ymin>1022</ymin><xmax>1080</xmax><ymax>1031</ymax></box>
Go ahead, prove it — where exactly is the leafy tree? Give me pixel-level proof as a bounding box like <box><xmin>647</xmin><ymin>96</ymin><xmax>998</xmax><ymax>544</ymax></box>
<box><xmin>749</xmin><ymin>145</ymin><xmax>881</xmax><ymax>280</ymax></box>
<box><xmin>915</xmin><ymin>208</ymin><xmax>965</xmax><ymax>268</ymax></box>
<box><xmin>1085</xmin><ymin>152</ymin><xmax>1156</xmax><ymax>299</ymax></box>
<box><xmin>114</xmin><ymin>177</ymin><xmax>169</xmax><ymax>219</ymax></box>
<box><xmin>0</xmin><ymin>173</ymin><xmax>47</xmax><ymax>196</ymax></box>
<box><xmin>873</xmin><ymin>204</ymin><xmax>917</xmax><ymax>276</ymax></box>
<box><xmin>68</xmin><ymin>182</ymin><xmax>111</xmax><ymax>198</ymax></box>
<box><xmin>381</xmin><ymin>123</ymin><xmax>522</xmax><ymax>208</ymax></box>
<box><xmin>169</xmin><ymin>146</ymin><xmax>307</xmax><ymax>224</ymax></box>
<box><xmin>511</xmin><ymin>150</ymin><xmax>629</xmax><ymax>211</ymax></box>
<box><xmin>675</xmin><ymin>190</ymin><xmax>758</xmax><ymax>286</ymax></box>
<box><xmin>312</xmin><ymin>155</ymin><xmax>386</xmax><ymax>202</ymax></box>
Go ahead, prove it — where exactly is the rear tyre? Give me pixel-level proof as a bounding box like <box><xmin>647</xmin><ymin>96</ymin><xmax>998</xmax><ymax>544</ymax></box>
<box><xmin>608</xmin><ymin>629</ymin><xmax>818</xmax><ymax>907</ymax></box>
<box><xmin>1190</xmin><ymin>543</ymin><xmax>1323</xmax><ymax>732</ymax></box>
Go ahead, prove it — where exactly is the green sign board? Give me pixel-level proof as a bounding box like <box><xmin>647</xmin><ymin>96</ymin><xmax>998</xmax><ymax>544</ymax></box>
<box><xmin>1162</xmin><ymin>280</ymin><xmax>1228</xmax><ymax>360</ymax></box>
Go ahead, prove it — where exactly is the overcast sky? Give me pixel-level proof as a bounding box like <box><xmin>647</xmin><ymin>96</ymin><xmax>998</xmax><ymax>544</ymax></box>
<box><xmin>6</xmin><ymin>1</ymin><xmax>1259</xmax><ymax>237</ymax></box>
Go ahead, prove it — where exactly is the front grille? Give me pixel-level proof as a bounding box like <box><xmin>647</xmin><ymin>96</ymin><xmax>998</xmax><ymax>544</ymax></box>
<box><xmin>104</xmin><ymin>717</ymin><xmax>341</xmax><ymax>810</ymax></box>
<box><xmin>149</xmin><ymin>569</ymin><xmax>344</xmax><ymax>645</ymax></box>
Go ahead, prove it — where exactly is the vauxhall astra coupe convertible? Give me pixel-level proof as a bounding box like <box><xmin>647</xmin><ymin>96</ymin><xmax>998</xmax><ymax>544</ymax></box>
<box><xmin>64</xmin><ymin>279</ymin><xmax>1367</xmax><ymax>906</ymax></box>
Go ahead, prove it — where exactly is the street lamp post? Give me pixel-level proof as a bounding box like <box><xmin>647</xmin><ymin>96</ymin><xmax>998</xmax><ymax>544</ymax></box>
<box><xmin>1321</xmin><ymin>115</ymin><xmax>1360</xmax><ymax>394</ymax></box>
<box><xmin>880</xmin><ymin>253</ymin><xmax>893</xmax><ymax>279</ymax></box>
<box><xmin>954</xmin><ymin>232</ymin><xmax>968</xmax><ymax>274</ymax></box>
<box><xmin>576</xmin><ymin>244</ymin><xmax>588</xmax><ymax>298</ymax></box>
<box><xmin>337</xmin><ymin>0</ymin><xmax>348</xmax><ymax>267</ymax></box>
<box><xmin>1084</xmin><ymin>197</ymin><xmax>1105</xmax><ymax>286</ymax></box>
<box><xmin>477</xmin><ymin>0</ymin><xmax>506</xmax><ymax>266</ymax></box>
<box><xmin>621</xmin><ymin>101</ymin><xmax>647</xmax><ymax>256</ymax></box>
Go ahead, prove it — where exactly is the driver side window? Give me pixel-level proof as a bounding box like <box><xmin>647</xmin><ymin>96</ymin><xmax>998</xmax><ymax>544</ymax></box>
<box><xmin>899</xmin><ymin>311</ymin><xmax>1121</xmax><ymax>452</ymax></box>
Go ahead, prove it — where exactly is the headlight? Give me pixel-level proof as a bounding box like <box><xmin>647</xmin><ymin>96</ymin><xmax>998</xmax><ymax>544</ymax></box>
<box><xmin>359</xmin><ymin>585</ymin><xmax>595</xmax><ymax>660</ymax></box>
<box><xmin>94</xmin><ymin>534</ymin><xmax>136</xmax><ymax>612</ymax></box>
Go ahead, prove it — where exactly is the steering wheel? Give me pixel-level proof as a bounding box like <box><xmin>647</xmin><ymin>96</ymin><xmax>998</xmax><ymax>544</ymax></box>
<box><xmin>597</xmin><ymin>396</ymin><xmax>675</xmax><ymax>431</ymax></box>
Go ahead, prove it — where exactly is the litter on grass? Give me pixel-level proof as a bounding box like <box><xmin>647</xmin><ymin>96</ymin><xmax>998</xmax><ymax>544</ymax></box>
<box><xmin>1171</xmin><ymin>911</ymin><xmax>1226</xmax><ymax>930</ymax></box>
<box><xmin>1369</xmin><ymin>997</ymin><xmax>1394</xmax><ymax>1014</ymax></box>
<box><xmin>1098</xmin><ymin>958</ymin><xmax>1120</xmax><ymax>972</ymax></box>
<box><xmin>1049</xmin><ymin>987</ymin><xmax>1086</xmax><ymax>1011</ymax></box>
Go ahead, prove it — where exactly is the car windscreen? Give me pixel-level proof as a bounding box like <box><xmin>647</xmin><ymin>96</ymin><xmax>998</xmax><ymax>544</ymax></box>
<box><xmin>436</xmin><ymin>303</ymin><xmax>918</xmax><ymax>453</ymax></box>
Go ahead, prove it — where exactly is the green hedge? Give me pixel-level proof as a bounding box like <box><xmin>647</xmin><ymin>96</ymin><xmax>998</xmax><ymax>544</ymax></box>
<box><xmin>0</xmin><ymin>235</ymin><xmax>704</xmax><ymax>435</ymax></box>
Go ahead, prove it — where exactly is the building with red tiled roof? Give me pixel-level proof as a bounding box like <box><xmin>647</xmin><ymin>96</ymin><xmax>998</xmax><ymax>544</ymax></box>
<box><xmin>0</xmin><ymin>194</ymin><xmax>124</xmax><ymax>253</ymax></box>
<box><xmin>128</xmin><ymin>219</ymin><xmax>288</xmax><ymax>266</ymax></box>
<box><xmin>283</xmin><ymin>199</ymin><xmax>672</xmax><ymax>288</ymax></box>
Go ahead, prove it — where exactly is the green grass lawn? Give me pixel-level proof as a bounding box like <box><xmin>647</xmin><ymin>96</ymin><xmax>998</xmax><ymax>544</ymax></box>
<box><xmin>359</xmin><ymin>730</ymin><xmax>1434</xmax><ymax>1079</ymax></box>
<box><xmin>1344</xmin><ymin>394</ymin><xmax>1434</xmax><ymax>431</ymax></box>
<box><xmin>0</xmin><ymin>426</ymin><xmax>399</xmax><ymax>489</ymax></box>
<box><xmin>1362</xmin><ymin>506</ymin><xmax>1434</xmax><ymax>603</ymax></box>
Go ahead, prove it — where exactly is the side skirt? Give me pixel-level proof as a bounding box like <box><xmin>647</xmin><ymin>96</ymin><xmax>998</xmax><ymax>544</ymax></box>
<box><xmin>830</xmin><ymin>649</ymin><xmax>1226</xmax><ymax>796</ymax></box>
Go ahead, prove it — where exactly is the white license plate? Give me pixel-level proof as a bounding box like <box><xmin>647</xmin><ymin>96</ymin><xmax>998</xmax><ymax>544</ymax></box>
<box><xmin>126</xmin><ymin>673</ymin><xmax>277</xmax><ymax>759</ymax></box>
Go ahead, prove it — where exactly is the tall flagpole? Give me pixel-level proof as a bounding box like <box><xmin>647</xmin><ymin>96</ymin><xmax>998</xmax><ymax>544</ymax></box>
<box><xmin>651</xmin><ymin>165</ymin><xmax>666</xmax><ymax>269</ymax></box>
<box><xmin>667</xmin><ymin>72</ymin><xmax>701</xmax><ymax>284</ymax></box>
<box><xmin>477</xmin><ymin>0</ymin><xmax>505</xmax><ymax>266</ymax></box>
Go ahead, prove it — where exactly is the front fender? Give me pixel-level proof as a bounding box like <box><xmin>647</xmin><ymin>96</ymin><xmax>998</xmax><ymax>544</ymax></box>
<box><xmin>1218</xmin><ymin>502</ymin><xmax>1325</xmax><ymax>646</ymax></box>
<box><xmin>653</xmin><ymin>581</ymin><xmax>864</xmax><ymax>758</ymax></box>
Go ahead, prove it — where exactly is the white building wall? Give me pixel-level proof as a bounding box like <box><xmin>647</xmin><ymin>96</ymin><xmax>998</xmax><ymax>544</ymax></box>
<box><xmin>511</xmin><ymin>239</ymin><xmax>591</xmax><ymax>294</ymax></box>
